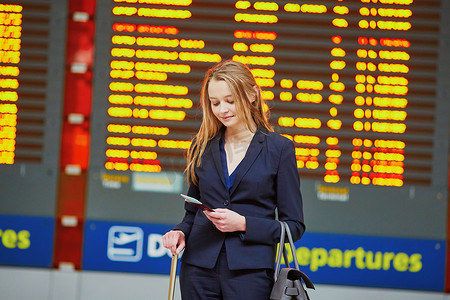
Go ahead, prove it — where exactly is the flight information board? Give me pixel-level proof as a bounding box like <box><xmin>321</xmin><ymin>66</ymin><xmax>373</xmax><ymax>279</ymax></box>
<box><xmin>88</xmin><ymin>0</ymin><xmax>449</xmax><ymax>238</ymax></box>
<box><xmin>0</xmin><ymin>0</ymin><xmax>66</xmax><ymax>216</ymax></box>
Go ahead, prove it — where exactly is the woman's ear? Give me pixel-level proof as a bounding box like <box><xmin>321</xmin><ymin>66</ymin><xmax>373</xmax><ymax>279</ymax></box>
<box><xmin>251</xmin><ymin>85</ymin><xmax>258</xmax><ymax>103</ymax></box>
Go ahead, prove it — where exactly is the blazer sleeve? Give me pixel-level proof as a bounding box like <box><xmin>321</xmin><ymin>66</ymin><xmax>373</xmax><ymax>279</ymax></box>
<box><xmin>241</xmin><ymin>138</ymin><xmax>305</xmax><ymax>244</ymax></box>
<box><xmin>274</xmin><ymin>139</ymin><xmax>305</xmax><ymax>241</ymax></box>
<box><xmin>173</xmin><ymin>182</ymin><xmax>200</xmax><ymax>240</ymax></box>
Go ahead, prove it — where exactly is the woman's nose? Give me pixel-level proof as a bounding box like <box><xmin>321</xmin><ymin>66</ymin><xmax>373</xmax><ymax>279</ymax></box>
<box><xmin>219</xmin><ymin>103</ymin><xmax>228</xmax><ymax>113</ymax></box>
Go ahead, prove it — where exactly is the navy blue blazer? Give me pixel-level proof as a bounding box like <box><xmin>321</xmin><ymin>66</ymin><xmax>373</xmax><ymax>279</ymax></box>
<box><xmin>174</xmin><ymin>128</ymin><xmax>305</xmax><ymax>270</ymax></box>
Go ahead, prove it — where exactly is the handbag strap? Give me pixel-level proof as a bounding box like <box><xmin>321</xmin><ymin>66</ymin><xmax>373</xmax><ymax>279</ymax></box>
<box><xmin>283</xmin><ymin>221</ymin><xmax>300</xmax><ymax>271</ymax></box>
<box><xmin>274</xmin><ymin>221</ymin><xmax>316</xmax><ymax>290</ymax></box>
<box><xmin>274</xmin><ymin>221</ymin><xmax>301</xmax><ymax>281</ymax></box>
<box><xmin>274</xmin><ymin>221</ymin><xmax>286</xmax><ymax>281</ymax></box>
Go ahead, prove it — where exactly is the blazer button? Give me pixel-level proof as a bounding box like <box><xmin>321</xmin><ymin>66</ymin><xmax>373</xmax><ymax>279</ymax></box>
<box><xmin>223</xmin><ymin>200</ymin><xmax>229</xmax><ymax>206</ymax></box>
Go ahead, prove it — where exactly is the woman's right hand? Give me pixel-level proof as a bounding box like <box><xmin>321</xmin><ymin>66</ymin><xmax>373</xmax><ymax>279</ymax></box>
<box><xmin>162</xmin><ymin>230</ymin><xmax>186</xmax><ymax>255</ymax></box>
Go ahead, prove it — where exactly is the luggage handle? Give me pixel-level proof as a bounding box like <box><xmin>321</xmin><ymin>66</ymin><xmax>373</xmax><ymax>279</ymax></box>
<box><xmin>168</xmin><ymin>254</ymin><xmax>178</xmax><ymax>300</ymax></box>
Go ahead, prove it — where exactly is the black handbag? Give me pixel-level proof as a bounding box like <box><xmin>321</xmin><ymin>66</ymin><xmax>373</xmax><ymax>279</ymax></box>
<box><xmin>270</xmin><ymin>221</ymin><xmax>315</xmax><ymax>300</ymax></box>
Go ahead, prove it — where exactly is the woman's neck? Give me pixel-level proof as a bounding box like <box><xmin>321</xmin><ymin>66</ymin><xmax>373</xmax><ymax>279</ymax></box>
<box><xmin>225</xmin><ymin>123</ymin><xmax>256</xmax><ymax>144</ymax></box>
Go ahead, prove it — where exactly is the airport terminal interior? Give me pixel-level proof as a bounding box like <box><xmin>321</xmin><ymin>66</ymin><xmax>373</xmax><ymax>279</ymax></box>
<box><xmin>0</xmin><ymin>0</ymin><xmax>449</xmax><ymax>299</ymax></box>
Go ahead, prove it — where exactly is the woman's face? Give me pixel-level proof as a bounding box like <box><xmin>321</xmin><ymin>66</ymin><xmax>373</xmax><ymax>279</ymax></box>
<box><xmin>208</xmin><ymin>79</ymin><xmax>244</xmax><ymax>130</ymax></box>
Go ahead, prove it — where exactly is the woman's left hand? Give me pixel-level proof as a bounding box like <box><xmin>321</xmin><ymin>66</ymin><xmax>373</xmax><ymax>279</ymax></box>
<box><xmin>204</xmin><ymin>208</ymin><xmax>246</xmax><ymax>232</ymax></box>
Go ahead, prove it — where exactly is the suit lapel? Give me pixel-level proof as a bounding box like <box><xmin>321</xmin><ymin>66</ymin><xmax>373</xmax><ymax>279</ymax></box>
<box><xmin>210</xmin><ymin>129</ymin><xmax>227</xmax><ymax>190</ymax></box>
<box><xmin>229</xmin><ymin>129</ymin><xmax>265</xmax><ymax>195</ymax></box>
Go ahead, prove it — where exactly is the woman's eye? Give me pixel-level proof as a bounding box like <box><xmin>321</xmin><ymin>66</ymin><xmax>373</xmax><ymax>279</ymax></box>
<box><xmin>212</xmin><ymin>102</ymin><xmax>219</xmax><ymax>106</ymax></box>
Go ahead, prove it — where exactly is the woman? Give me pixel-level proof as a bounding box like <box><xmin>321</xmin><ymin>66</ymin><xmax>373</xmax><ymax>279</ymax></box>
<box><xmin>162</xmin><ymin>60</ymin><xmax>305</xmax><ymax>299</ymax></box>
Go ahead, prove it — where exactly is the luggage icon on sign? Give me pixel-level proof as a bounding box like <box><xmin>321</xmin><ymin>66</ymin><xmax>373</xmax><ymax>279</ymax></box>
<box><xmin>107</xmin><ymin>226</ymin><xmax>144</xmax><ymax>262</ymax></box>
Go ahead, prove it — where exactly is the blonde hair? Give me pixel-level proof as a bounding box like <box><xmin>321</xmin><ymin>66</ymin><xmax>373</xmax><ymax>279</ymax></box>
<box><xmin>186</xmin><ymin>59</ymin><xmax>273</xmax><ymax>185</ymax></box>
